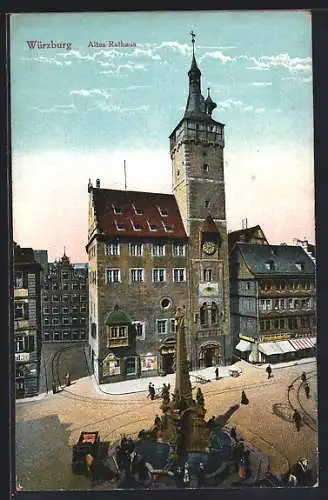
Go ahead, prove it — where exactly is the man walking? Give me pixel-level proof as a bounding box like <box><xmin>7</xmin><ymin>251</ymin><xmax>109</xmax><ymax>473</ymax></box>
<box><xmin>304</xmin><ymin>381</ymin><xmax>310</xmax><ymax>399</ymax></box>
<box><xmin>293</xmin><ymin>409</ymin><xmax>302</xmax><ymax>431</ymax></box>
<box><xmin>266</xmin><ymin>364</ymin><xmax>272</xmax><ymax>379</ymax></box>
<box><xmin>215</xmin><ymin>367</ymin><xmax>219</xmax><ymax>380</ymax></box>
<box><xmin>301</xmin><ymin>371</ymin><xmax>307</xmax><ymax>383</ymax></box>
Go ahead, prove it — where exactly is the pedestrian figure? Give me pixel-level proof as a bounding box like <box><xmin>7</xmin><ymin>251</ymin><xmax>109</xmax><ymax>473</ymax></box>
<box><xmin>197</xmin><ymin>462</ymin><xmax>206</xmax><ymax>487</ymax></box>
<box><xmin>154</xmin><ymin>414</ymin><xmax>161</xmax><ymax>429</ymax></box>
<box><xmin>183</xmin><ymin>463</ymin><xmax>190</xmax><ymax>488</ymax></box>
<box><xmin>215</xmin><ymin>367</ymin><xmax>219</xmax><ymax>380</ymax></box>
<box><xmin>147</xmin><ymin>382</ymin><xmax>153</xmax><ymax>398</ymax></box>
<box><xmin>230</xmin><ymin>426</ymin><xmax>237</xmax><ymax>442</ymax></box>
<box><xmin>196</xmin><ymin>387</ymin><xmax>205</xmax><ymax>407</ymax></box>
<box><xmin>162</xmin><ymin>384</ymin><xmax>170</xmax><ymax>403</ymax></box>
<box><xmin>304</xmin><ymin>382</ymin><xmax>310</xmax><ymax>399</ymax></box>
<box><xmin>266</xmin><ymin>364</ymin><xmax>272</xmax><ymax>379</ymax></box>
<box><xmin>241</xmin><ymin>390</ymin><xmax>249</xmax><ymax>405</ymax></box>
<box><xmin>149</xmin><ymin>384</ymin><xmax>155</xmax><ymax>400</ymax></box>
<box><xmin>301</xmin><ymin>372</ymin><xmax>307</xmax><ymax>383</ymax></box>
<box><xmin>293</xmin><ymin>409</ymin><xmax>302</xmax><ymax>431</ymax></box>
<box><xmin>65</xmin><ymin>372</ymin><xmax>71</xmax><ymax>386</ymax></box>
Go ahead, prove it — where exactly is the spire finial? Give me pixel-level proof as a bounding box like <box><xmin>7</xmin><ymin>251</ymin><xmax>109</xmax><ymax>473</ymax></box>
<box><xmin>64</xmin><ymin>246</ymin><xmax>66</xmax><ymax>256</ymax></box>
<box><xmin>190</xmin><ymin>30</ymin><xmax>196</xmax><ymax>55</ymax></box>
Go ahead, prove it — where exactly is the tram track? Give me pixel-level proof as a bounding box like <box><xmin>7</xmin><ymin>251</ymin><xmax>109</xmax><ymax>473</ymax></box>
<box><xmin>287</xmin><ymin>369</ymin><xmax>317</xmax><ymax>432</ymax></box>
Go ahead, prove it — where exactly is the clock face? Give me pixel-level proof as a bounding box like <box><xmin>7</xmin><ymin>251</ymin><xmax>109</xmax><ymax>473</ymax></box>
<box><xmin>202</xmin><ymin>241</ymin><xmax>217</xmax><ymax>255</ymax></box>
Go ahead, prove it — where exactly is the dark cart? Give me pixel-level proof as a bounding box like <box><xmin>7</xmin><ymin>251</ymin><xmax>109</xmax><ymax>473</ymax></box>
<box><xmin>72</xmin><ymin>431</ymin><xmax>100</xmax><ymax>474</ymax></box>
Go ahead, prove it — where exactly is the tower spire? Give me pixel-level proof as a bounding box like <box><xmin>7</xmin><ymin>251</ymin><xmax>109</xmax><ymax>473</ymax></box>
<box><xmin>190</xmin><ymin>30</ymin><xmax>195</xmax><ymax>56</ymax></box>
<box><xmin>184</xmin><ymin>31</ymin><xmax>205</xmax><ymax>118</ymax></box>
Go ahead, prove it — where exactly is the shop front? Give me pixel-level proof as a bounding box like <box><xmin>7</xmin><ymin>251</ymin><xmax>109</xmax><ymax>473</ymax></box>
<box><xmin>198</xmin><ymin>341</ymin><xmax>221</xmax><ymax>368</ymax></box>
<box><xmin>158</xmin><ymin>337</ymin><xmax>176</xmax><ymax>375</ymax></box>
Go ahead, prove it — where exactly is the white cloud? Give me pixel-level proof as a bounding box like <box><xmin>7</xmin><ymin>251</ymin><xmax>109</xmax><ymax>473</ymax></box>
<box><xmin>30</xmin><ymin>103</ymin><xmax>76</xmax><ymax>113</ymax></box>
<box><xmin>248</xmin><ymin>53</ymin><xmax>312</xmax><ymax>72</ymax></box>
<box><xmin>251</xmin><ymin>81</ymin><xmax>272</xmax><ymax>87</ymax></box>
<box><xmin>95</xmin><ymin>101</ymin><xmax>149</xmax><ymax>114</ymax></box>
<box><xmin>70</xmin><ymin>88</ymin><xmax>112</xmax><ymax>99</ymax></box>
<box><xmin>199</xmin><ymin>51</ymin><xmax>235</xmax><ymax>64</ymax></box>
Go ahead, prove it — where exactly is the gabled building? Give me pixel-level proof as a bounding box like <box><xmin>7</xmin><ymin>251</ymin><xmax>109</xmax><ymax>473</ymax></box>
<box><xmin>42</xmin><ymin>252</ymin><xmax>88</xmax><ymax>343</ymax></box>
<box><xmin>13</xmin><ymin>243</ymin><xmax>42</xmax><ymax>397</ymax></box>
<box><xmin>86</xmin><ymin>38</ymin><xmax>232</xmax><ymax>383</ymax></box>
<box><xmin>230</xmin><ymin>242</ymin><xmax>316</xmax><ymax>363</ymax></box>
<box><xmin>228</xmin><ymin>225</ymin><xmax>269</xmax><ymax>253</ymax></box>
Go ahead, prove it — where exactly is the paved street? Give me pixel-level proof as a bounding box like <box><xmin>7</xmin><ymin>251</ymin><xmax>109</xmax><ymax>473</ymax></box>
<box><xmin>16</xmin><ymin>358</ymin><xmax>318</xmax><ymax>490</ymax></box>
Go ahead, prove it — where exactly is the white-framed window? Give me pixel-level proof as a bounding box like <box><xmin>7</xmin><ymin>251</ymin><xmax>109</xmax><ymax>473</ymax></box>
<box><xmin>112</xmin><ymin>204</ymin><xmax>123</xmax><ymax>214</ymax></box>
<box><xmin>114</xmin><ymin>221</ymin><xmax>125</xmax><ymax>231</ymax></box>
<box><xmin>132</xmin><ymin>321</ymin><xmax>146</xmax><ymax>340</ymax></box>
<box><xmin>173</xmin><ymin>268</ymin><xmax>186</xmax><ymax>282</ymax></box>
<box><xmin>105</xmin><ymin>243</ymin><xmax>120</xmax><ymax>256</ymax></box>
<box><xmin>170</xmin><ymin>318</ymin><xmax>177</xmax><ymax>334</ymax></box>
<box><xmin>173</xmin><ymin>242</ymin><xmax>185</xmax><ymax>257</ymax></box>
<box><xmin>130</xmin><ymin>243</ymin><xmax>143</xmax><ymax>256</ymax></box>
<box><xmin>162</xmin><ymin>222</ymin><xmax>174</xmax><ymax>232</ymax></box>
<box><xmin>133</xmin><ymin>205</ymin><xmax>144</xmax><ymax>215</ymax></box>
<box><xmin>147</xmin><ymin>221</ymin><xmax>158</xmax><ymax>232</ymax></box>
<box><xmin>14</xmin><ymin>272</ymin><xmax>24</xmax><ymax>289</ymax></box>
<box><xmin>106</xmin><ymin>268</ymin><xmax>121</xmax><ymax>284</ymax></box>
<box><xmin>156</xmin><ymin>319</ymin><xmax>168</xmax><ymax>334</ymax></box>
<box><xmin>153</xmin><ymin>268</ymin><xmax>166</xmax><ymax>283</ymax></box>
<box><xmin>260</xmin><ymin>299</ymin><xmax>272</xmax><ymax>311</ymax></box>
<box><xmin>158</xmin><ymin>206</ymin><xmax>168</xmax><ymax>217</ymax></box>
<box><xmin>52</xmin><ymin>307</ymin><xmax>59</xmax><ymax>315</ymax></box>
<box><xmin>131</xmin><ymin>220</ymin><xmax>142</xmax><ymax>231</ymax></box>
<box><xmin>130</xmin><ymin>268</ymin><xmax>144</xmax><ymax>283</ymax></box>
<box><xmin>152</xmin><ymin>243</ymin><xmax>165</xmax><ymax>256</ymax></box>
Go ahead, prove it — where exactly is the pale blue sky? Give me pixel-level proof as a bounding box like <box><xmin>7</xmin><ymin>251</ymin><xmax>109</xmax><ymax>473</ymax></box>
<box><xmin>10</xmin><ymin>11</ymin><xmax>315</xmax><ymax>261</ymax></box>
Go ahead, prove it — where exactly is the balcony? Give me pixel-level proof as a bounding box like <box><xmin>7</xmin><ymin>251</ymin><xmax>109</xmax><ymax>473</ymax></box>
<box><xmin>259</xmin><ymin>289</ymin><xmax>315</xmax><ymax>298</ymax></box>
<box><xmin>259</xmin><ymin>308</ymin><xmax>314</xmax><ymax>317</ymax></box>
<box><xmin>14</xmin><ymin>319</ymin><xmax>29</xmax><ymax>330</ymax></box>
<box><xmin>107</xmin><ymin>338</ymin><xmax>128</xmax><ymax>348</ymax></box>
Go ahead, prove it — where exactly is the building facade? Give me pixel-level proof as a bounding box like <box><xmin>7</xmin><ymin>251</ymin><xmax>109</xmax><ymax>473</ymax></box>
<box><xmin>230</xmin><ymin>240</ymin><xmax>316</xmax><ymax>363</ymax></box>
<box><xmin>14</xmin><ymin>243</ymin><xmax>42</xmax><ymax>397</ymax></box>
<box><xmin>42</xmin><ymin>252</ymin><xmax>88</xmax><ymax>343</ymax></box>
<box><xmin>86</xmin><ymin>41</ymin><xmax>232</xmax><ymax>383</ymax></box>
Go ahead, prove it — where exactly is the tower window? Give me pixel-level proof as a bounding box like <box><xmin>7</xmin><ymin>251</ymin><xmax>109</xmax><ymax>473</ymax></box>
<box><xmin>204</xmin><ymin>200</ymin><xmax>210</xmax><ymax>209</ymax></box>
<box><xmin>203</xmin><ymin>163</ymin><xmax>209</xmax><ymax>173</ymax></box>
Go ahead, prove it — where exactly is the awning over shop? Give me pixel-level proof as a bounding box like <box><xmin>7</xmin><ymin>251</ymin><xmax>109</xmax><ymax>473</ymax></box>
<box><xmin>289</xmin><ymin>338</ymin><xmax>316</xmax><ymax>350</ymax></box>
<box><xmin>258</xmin><ymin>342</ymin><xmax>283</xmax><ymax>356</ymax></box>
<box><xmin>275</xmin><ymin>340</ymin><xmax>296</xmax><ymax>353</ymax></box>
<box><xmin>235</xmin><ymin>340</ymin><xmax>252</xmax><ymax>352</ymax></box>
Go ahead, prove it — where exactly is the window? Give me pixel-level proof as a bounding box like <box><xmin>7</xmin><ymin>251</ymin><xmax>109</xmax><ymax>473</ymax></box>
<box><xmin>156</xmin><ymin>319</ymin><xmax>167</xmax><ymax>334</ymax></box>
<box><xmin>52</xmin><ymin>318</ymin><xmax>59</xmax><ymax>325</ymax></box>
<box><xmin>80</xmin><ymin>330</ymin><xmax>86</xmax><ymax>340</ymax></box>
<box><xmin>14</xmin><ymin>272</ymin><xmax>24</xmax><ymax>288</ymax></box>
<box><xmin>152</xmin><ymin>243</ymin><xmax>165</xmax><ymax>256</ymax></box>
<box><xmin>72</xmin><ymin>283</ymin><xmax>79</xmax><ymax>290</ymax></box>
<box><xmin>288</xmin><ymin>298</ymin><xmax>294</xmax><ymax>309</ymax></box>
<box><xmin>153</xmin><ymin>268</ymin><xmax>166</xmax><ymax>283</ymax></box>
<box><xmin>130</xmin><ymin>243</ymin><xmax>143</xmax><ymax>256</ymax></box>
<box><xmin>295</xmin><ymin>262</ymin><xmax>305</xmax><ymax>271</ymax></box>
<box><xmin>114</xmin><ymin>221</ymin><xmax>125</xmax><ymax>231</ymax></box>
<box><xmin>105</xmin><ymin>243</ymin><xmax>120</xmax><ymax>256</ymax></box>
<box><xmin>43</xmin><ymin>295</ymin><xmax>49</xmax><ymax>302</ymax></box>
<box><xmin>43</xmin><ymin>307</ymin><xmax>50</xmax><ymax>315</ymax></box>
<box><xmin>160</xmin><ymin>297</ymin><xmax>171</xmax><ymax>309</ymax></box>
<box><xmin>72</xmin><ymin>317</ymin><xmax>79</xmax><ymax>325</ymax></box>
<box><xmin>173</xmin><ymin>243</ymin><xmax>185</xmax><ymax>257</ymax></box>
<box><xmin>62</xmin><ymin>295</ymin><xmax>69</xmax><ymax>303</ymax></box>
<box><xmin>62</xmin><ymin>306</ymin><xmax>69</xmax><ymax>314</ymax></box>
<box><xmin>133</xmin><ymin>205</ymin><xmax>144</xmax><ymax>215</ymax></box>
<box><xmin>265</xmin><ymin>320</ymin><xmax>270</xmax><ymax>330</ymax></box>
<box><xmin>246</xmin><ymin>282</ymin><xmax>251</xmax><ymax>290</ymax></box>
<box><xmin>200</xmin><ymin>303</ymin><xmax>208</xmax><ymax>326</ymax></box>
<box><xmin>203</xmin><ymin>268</ymin><xmax>212</xmax><ymax>282</ymax></box>
<box><xmin>173</xmin><ymin>268</ymin><xmax>186</xmax><ymax>282</ymax></box>
<box><xmin>107</xmin><ymin>326</ymin><xmax>128</xmax><ymax>347</ymax></box>
<box><xmin>265</xmin><ymin>261</ymin><xmax>274</xmax><ymax>270</ymax></box>
<box><xmin>260</xmin><ymin>321</ymin><xmax>265</xmax><ymax>331</ymax></box>
<box><xmin>147</xmin><ymin>222</ymin><xmax>158</xmax><ymax>232</ymax></box>
<box><xmin>131</xmin><ymin>220</ymin><xmax>142</xmax><ymax>231</ymax></box>
<box><xmin>53</xmin><ymin>331</ymin><xmax>62</xmax><ymax>341</ymax></box>
<box><xmin>260</xmin><ymin>299</ymin><xmax>271</xmax><ymax>311</ymax></box>
<box><xmin>63</xmin><ymin>331</ymin><xmax>71</xmax><ymax>340</ymax></box>
<box><xmin>274</xmin><ymin>319</ymin><xmax>279</xmax><ymax>329</ymax></box>
<box><xmin>170</xmin><ymin>319</ymin><xmax>176</xmax><ymax>334</ymax></box>
<box><xmin>52</xmin><ymin>307</ymin><xmax>59</xmax><ymax>315</ymax></box>
<box><xmin>203</xmin><ymin>163</ymin><xmax>209</xmax><ymax>173</ymax></box>
<box><xmin>44</xmin><ymin>332</ymin><xmax>52</xmax><ymax>342</ymax></box>
<box><xmin>163</xmin><ymin>222</ymin><xmax>174</xmax><ymax>232</ymax></box>
<box><xmin>288</xmin><ymin>318</ymin><xmax>297</xmax><ymax>330</ymax></box>
<box><xmin>14</xmin><ymin>303</ymin><xmax>28</xmax><ymax>320</ymax></box>
<box><xmin>62</xmin><ymin>272</ymin><xmax>69</xmax><ymax>280</ymax></box>
<box><xmin>80</xmin><ymin>305</ymin><xmax>87</xmax><ymax>313</ymax></box>
<box><xmin>52</xmin><ymin>283</ymin><xmax>58</xmax><ymax>290</ymax></box>
<box><xmin>62</xmin><ymin>283</ymin><xmax>69</xmax><ymax>291</ymax></box>
<box><xmin>126</xmin><ymin>357</ymin><xmax>137</xmax><ymax>375</ymax></box>
<box><xmin>204</xmin><ymin>200</ymin><xmax>210</xmax><ymax>209</ymax></box>
<box><xmin>52</xmin><ymin>295</ymin><xmax>59</xmax><ymax>302</ymax></box>
<box><xmin>106</xmin><ymin>268</ymin><xmax>120</xmax><ymax>284</ymax></box>
<box><xmin>91</xmin><ymin>323</ymin><xmax>97</xmax><ymax>338</ymax></box>
<box><xmin>305</xmin><ymin>280</ymin><xmax>311</xmax><ymax>290</ymax></box>
<box><xmin>112</xmin><ymin>204</ymin><xmax>123</xmax><ymax>214</ymax></box>
<box><xmin>80</xmin><ymin>283</ymin><xmax>86</xmax><ymax>290</ymax></box>
<box><xmin>130</xmin><ymin>268</ymin><xmax>144</xmax><ymax>283</ymax></box>
<box><xmin>132</xmin><ymin>321</ymin><xmax>145</xmax><ymax>340</ymax></box>
<box><xmin>279</xmin><ymin>319</ymin><xmax>285</xmax><ymax>328</ymax></box>
<box><xmin>158</xmin><ymin>207</ymin><xmax>168</xmax><ymax>217</ymax></box>
<box><xmin>211</xmin><ymin>302</ymin><xmax>218</xmax><ymax>325</ymax></box>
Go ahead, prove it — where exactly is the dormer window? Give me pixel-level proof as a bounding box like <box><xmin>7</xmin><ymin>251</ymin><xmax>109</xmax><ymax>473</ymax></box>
<box><xmin>158</xmin><ymin>207</ymin><xmax>168</xmax><ymax>217</ymax></box>
<box><xmin>295</xmin><ymin>262</ymin><xmax>305</xmax><ymax>271</ymax></box>
<box><xmin>265</xmin><ymin>260</ymin><xmax>275</xmax><ymax>270</ymax></box>
<box><xmin>133</xmin><ymin>205</ymin><xmax>143</xmax><ymax>215</ymax></box>
<box><xmin>112</xmin><ymin>205</ymin><xmax>123</xmax><ymax>214</ymax></box>
<box><xmin>147</xmin><ymin>221</ymin><xmax>158</xmax><ymax>232</ymax></box>
<box><xmin>131</xmin><ymin>220</ymin><xmax>142</xmax><ymax>231</ymax></box>
<box><xmin>163</xmin><ymin>222</ymin><xmax>174</xmax><ymax>232</ymax></box>
<box><xmin>114</xmin><ymin>221</ymin><xmax>125</xmax><ymax>231</ymax></box>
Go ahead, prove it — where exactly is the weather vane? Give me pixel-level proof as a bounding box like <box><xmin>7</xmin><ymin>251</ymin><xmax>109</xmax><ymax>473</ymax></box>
<box><xmin>190</xmin><ymin>30</ymin><xmax>196</xmax><ymax>54</ymax></box>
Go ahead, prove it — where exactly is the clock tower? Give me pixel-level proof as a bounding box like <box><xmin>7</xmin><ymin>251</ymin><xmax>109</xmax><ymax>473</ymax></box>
<box><xmin>169</xmin><ymin>33</ymin><xmax>231</xmax><ymax>368</ymax></box>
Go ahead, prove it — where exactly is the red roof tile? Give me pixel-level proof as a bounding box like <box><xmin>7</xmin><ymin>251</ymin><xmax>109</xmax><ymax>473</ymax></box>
<box><xmin>92</xmin><ymin>188</ymin><xmax>187</xmax><ymax>239</ymax></box>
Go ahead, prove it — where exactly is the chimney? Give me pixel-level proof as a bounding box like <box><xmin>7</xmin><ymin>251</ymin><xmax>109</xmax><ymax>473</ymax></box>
<box><xmin>96</xmin><ymin>179</ymin><xmax>100</xmax><ymax>188</ymax></box>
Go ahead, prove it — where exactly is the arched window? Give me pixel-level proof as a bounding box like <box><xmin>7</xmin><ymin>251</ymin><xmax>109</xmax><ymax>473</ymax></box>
<box><xmin>211</xmin><ymin>302</ymin><xmax>218</xmax><ymax>325</ymax></box>
<box><xmin>200</xmin><ymin>303</ymin><xmax>208</xmax><ymax>326</ymax></box>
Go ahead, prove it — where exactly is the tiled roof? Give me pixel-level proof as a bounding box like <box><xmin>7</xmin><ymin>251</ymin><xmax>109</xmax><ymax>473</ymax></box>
<box><xmin>238</xmin><ymin>243</ymin><xmax>315</xmax><ymax>275</ymax></box>
<box><xmin>104</xmin><ymin>309</ymin><xmax>132</xmax><ymax>325</ymax></box>
<box><xmin>92</xmin><ymin>188</ymin><xmax>187</xmax><ymax>239</ymax></box>
<box><xmin>228</xmin><ymin>225</ymin><xmax>268</xmax><ymax>251</ymax></box>
<box><xmin>200</xmin><ymin>215</ymin><xmax>220</xmax><ymax>234</ymax></box>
